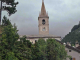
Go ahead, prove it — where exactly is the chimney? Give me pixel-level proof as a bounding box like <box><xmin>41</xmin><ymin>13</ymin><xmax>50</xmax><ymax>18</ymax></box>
<box><xmin>75</xmin><ymin>41</ymin><xmax>79</xmax><ymax>47</ymax></box>
<box><xmin>67</xmin><ymin>42</ymin><xmax>71</xmax><ymax>46</ymax></box>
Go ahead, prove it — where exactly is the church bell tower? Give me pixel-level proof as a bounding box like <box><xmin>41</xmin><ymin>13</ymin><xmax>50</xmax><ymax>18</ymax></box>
<box><xmin>38</xmin><ymin>0</ymin><xmax>49</xmax><ymax>35</ymax></box>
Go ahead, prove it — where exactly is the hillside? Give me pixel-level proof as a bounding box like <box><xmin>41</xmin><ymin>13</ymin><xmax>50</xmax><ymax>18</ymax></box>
<box><xmin>62</xmin><ymin>23</ymin><xmax>80</xmax><ymax>45</ymax></box>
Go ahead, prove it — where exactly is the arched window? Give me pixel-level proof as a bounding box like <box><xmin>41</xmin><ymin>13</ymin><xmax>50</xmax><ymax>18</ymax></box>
<box><xmin>42</xmin><ymin>27</ymin><xmax>46</xmax><ymax>31</ymax></box>
<box><xmin>42</xmin><ymin>19</ymin><xmax>45</xmax><ymax>25</ymax></box>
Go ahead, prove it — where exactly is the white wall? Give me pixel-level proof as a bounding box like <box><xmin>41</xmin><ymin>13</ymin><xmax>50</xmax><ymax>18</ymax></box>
<box><xmin>65</xmin><ymin>48</ymin><xmax>80</xmax><ymax>60</ymax></box>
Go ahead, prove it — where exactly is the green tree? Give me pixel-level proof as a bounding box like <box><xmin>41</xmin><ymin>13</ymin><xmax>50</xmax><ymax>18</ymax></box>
<box><xmin>47</xmin><ymin>39</ymin><xmax>67</xmax><ymax>60</ymax></box>
<box><xmin>32</xmin><ymin>38</ymin><xmax>67</xmax><ymax>60</ymax></box>
<box><xmin>15</xmin><ymin>36</ymin><xmax>32</xmax><ymax>60</ymax></box>
<box><xmin>0</xmin><ymin>0</ymin><xmax>18</xmax><ymax>24</ymax></box>
<box><xmin>62</xmin><ymin>23</ymin><xmax>80</xmax><ymax>45</ymax></box>
<box><xmin>2</xmin><ymin>16</ymin><xmax>11</xmax><ymax>26</ymax></box>
<box><xmin>31</xmin><ymin>40</ymin><xmax>40</xmax><ymax>60</ymax></box>
<box><xmin>5</xmin><ymin>52</ymin><xmax>19</xmax><ymax>60</ymax></box>
<box><xmin>0</xmin><ymin>16</ymin><xmax>19</xmax><ymax>60</ymax></box>
<box><xmin>37</xmin><ymin>38</ymin><xmax>47</xmax><ymax>60</ymax></box>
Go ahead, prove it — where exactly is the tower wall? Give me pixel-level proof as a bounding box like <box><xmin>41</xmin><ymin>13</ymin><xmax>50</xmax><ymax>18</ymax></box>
<box><xmin>38</xmin><ymin>17</ymin><xmax>49</xmax><ymax>35</ymax></box>
<box><xmin>38</xmin><ymin>0</ymin><xmax>49</xmax><ymax>35</ymax></box>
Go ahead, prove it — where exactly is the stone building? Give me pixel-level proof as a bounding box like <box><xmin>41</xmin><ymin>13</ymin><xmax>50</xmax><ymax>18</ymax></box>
<box><xmin>56</xmin><ymin>40</ymin><xmax>80</xmax><ymax>60</ymax></box>
<box><xmin>20</xmin><ymin>0</ymin><xmax>80</xmax><ymax>60</ymax></box>
<box><xmin>21</xmin><ymin>0</ymin><xmax>61</xmax><ymax>44</ymax></box>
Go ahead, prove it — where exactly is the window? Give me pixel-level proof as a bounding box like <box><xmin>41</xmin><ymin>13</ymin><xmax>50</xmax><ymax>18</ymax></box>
<box><xmin>70</xmin><ymin>58</ymin><xmax>76</xmax><ymax>60</ymax></box>
<box><xmin>42</xmin><ymin>19</ymin><xmax>45</xmax><ymax>25</ymax></box>
<box><xmin>35</xmin><ymin>40</ymin><xmax>37</xmax><ymax>42</ymax></box>
<box><xmin>70</xmin><ymin>58</ymin><xmax>72</xmax><ymax>60</ymax></box>
<box><xmin>42</xmin><ymin>27</ymin><xmax>46</xmax><ymax>31</ymax></box>
<box><xmin>73</xmin><ymin>58</ymin><xmax>75</xmax><ymax>60</ymax></box>
<box><xmin>69</xmin><ymin>50</ymin><xmax>71</xmax><ymax>52</ymax></box>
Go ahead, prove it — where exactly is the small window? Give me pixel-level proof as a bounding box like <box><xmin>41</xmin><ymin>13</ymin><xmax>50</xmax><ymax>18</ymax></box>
<box><xmin>70</xmin><ymin>58</ymin><xmax>76</xmax><ymax>60</ymax></box>
<box><xmin>42</xmin><ymin>19</ymin><xmax>45</xmax><ymax>25</ymax></box>
<box><xmin>35</xmin><ymin>40</ymin><xmax>37</xmax><ymax>42</ymax></box>
<box><xmin>42</xmin><ymin>27</ymin><xmax>46</xmax><ymax>31</ymax></box>
<box><xmin>69</xmin><ymin>50</ymin><xmax>71</xmax><ymax>52</ymax></box>
<box><xmin>70</xmin><ymin>58</ymin><xmax>72</xmax><ymax>60</ymax></box>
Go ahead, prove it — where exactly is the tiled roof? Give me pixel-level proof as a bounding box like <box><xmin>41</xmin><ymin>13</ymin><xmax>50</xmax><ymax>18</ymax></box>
<box><xmin>20</xmin><ymin>35</ymin><xmax>61</xmax><ymax>38</ymax></box>
<box><xmin>55</xmin><ymin>39</ymin><xmax>80</xmax><ymax>53</ymax></box>
<box><xmin>76</xmin><ymin>46</ymin><xmax>80</xmax><ymax>50</ymax></box>
<box><xmin>25</xmin><ymin>35</ymin><xmax>61</xmax><ymax>39</ymax></box>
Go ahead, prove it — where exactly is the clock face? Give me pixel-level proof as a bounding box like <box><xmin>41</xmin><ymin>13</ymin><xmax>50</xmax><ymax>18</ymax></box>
<box><xmin>42</xmin><ymin>19</ymin><xmax>45</xmax><ymax>25</ymax></box>
<box><xmin>42</xmin><ymin>27</ymin><xmax>46</xmax><ymax>31</ymax></box>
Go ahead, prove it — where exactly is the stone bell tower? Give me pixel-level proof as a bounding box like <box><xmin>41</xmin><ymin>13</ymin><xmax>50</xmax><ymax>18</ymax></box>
<box><xmin>38</xmin><ymin>0</ymin><xmax>49</xmax><ymax>35</ymax></box>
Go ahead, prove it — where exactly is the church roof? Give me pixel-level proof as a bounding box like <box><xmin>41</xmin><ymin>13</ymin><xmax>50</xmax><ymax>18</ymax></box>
<box><xmin>41</xmin><ymin>0</ymin><xmax>46</xmax><ymax>15</ymax></box>
<box><xmin>39</xmin><ymin>0</ymin><xmax>49</xmax><ymax>18</ymax></box>
<box><xmin>26</xmin><ymin>35</ymin><xmax>61</xmax><ymax>38</ymax></box>
<box><xmin>20</xmin><ymin>35</ymin><xmax>61</xmax><ymax>39</ymax></box>
<box><xmin>76</xmin><ymin>46</ymin><xmax>80</xmax><ymax>50</ymax></box>
<box><xmin>55</xmin><ymin>40</ymin><xmax>80</xmax><ymax>53</ymax></box>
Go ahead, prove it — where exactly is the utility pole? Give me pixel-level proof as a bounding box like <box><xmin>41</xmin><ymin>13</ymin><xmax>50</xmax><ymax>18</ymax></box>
<box><xmin>0</xmin><ymin>0</ymin><xmax>2</xmax><ymax>25</ymax></box>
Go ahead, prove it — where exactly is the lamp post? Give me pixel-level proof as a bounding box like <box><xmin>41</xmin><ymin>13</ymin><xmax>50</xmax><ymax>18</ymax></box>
<box><xmin>0</xmin><ymin>0</ymin><xmax>2</xmax><ymax>25</ymax></box>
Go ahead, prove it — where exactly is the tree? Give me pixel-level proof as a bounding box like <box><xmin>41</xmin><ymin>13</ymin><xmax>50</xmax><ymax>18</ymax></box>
<box><xmin>2</xmin><ymin>16</ymin><xmax>11</xmax><ymax>26</ymax></box>
<box><xmin>62</xmin><ymin>23</ymin><xmax>80</xmax><ymax>45</ymax></box>
<box><xmin>0</xmin><ymin>0</ymin><xmax>18</xmax><ymax>25</ymax></box>
<box><xmin>32</xmin><ymin>38</ymin><xmax>67</xmax><ymax>60</ymax></box>
<box><xmin>31</xmin><ymin>38</ymin><xmax>47</xmax><ymax>60</ymax></box>
<box><xmin>15</xmin><ymin>36</ymin><xmax>32</xmax><ymax>60</ymax></box>
<box><xmin>31</xmin><ymin>40</ymin><xmax>40</xmax><ymax>60</ymax></box>
<box><xmin>47</xmin><ymin>39</ymin><xmax>67</xmax><ymax>60</ymax></box>
<box><xmin>0</xmin><ymin>16</ymin><xmax>19</xmax><ymax>60</ymax></box>
<box><xmin>0</xmin><ymin>16</ymin><xmax>33</xmax><ymax>60</ymax></box>
<box><xmin>37</xmin><ymin>38</ymin><xmax>47</xmax><ymax>60</ymax></box>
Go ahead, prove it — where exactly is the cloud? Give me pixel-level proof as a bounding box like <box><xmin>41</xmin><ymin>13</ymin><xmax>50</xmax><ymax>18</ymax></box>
<box><xmin>2</xmin><ymin>0</ymin><xmax>80</xmax><ymax>37</ymax></box>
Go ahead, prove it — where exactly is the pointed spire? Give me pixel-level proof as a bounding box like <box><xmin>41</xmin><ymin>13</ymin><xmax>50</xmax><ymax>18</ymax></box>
<box><xmin>41</xmin><ymin>0</ymin><xmax>46</xmax><ymax>15</ymax></box>
<box><xmin>42</xmin><ymin>0</ymin><xmax>44</xmax><ymax>2</ymax></box>
<box><xmin>38</xmin><ymin>0</ymin><xmax>49</xmax><ymax>18</ymax></box>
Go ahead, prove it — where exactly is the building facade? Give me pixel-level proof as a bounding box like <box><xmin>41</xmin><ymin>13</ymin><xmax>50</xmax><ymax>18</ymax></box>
<box><xmin>19</xmin><ymin>0</ymin><xmax>80</xmax><ymax>60</ymax></box>
<box><xmin>23</xmin><ymin>0</ymin><xmax>61</xmax><ymax>42</ymax></box>
<box><xmin>38</xmin><ymin>0</ymin><xmax>49</xmax><ymax>35</ymax></box>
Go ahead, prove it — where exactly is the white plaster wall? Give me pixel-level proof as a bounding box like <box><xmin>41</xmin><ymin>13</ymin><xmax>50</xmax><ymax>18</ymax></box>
<box><xmin>65</xmin><ymin>48</ymin><xmax>80</xmax><ymax>60</ymax></box>
<box><xmin>26</xmin><ymin>37</ymin><xmax>61</xmax><ymax>44</ymax></box>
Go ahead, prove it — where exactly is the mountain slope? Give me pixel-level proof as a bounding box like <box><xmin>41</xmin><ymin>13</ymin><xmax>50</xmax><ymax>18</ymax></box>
<box><xmin>62</xmin><ymin>23</ymin><xmax>80</xmax><ymax>45</ymax></box>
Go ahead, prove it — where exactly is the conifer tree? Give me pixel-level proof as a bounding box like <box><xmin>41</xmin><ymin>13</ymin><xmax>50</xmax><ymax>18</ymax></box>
<box><xmin>0</xmin><ymin>0</ymin><xmax>18</xmax><ymax>24</ymax></box>
<box><xmin>0</xmin><ymin>16</ymin><xmax>19</xmax><ymax>60</ymax></box>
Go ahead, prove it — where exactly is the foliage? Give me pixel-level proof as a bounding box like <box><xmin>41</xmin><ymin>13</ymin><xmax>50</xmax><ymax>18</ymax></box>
<box><xmin>0</xmin><ymin>16</ymin><xmax>19</xmax><ymax>60</ymax></box>
<box><xmin>71</xmin><ymin>24</ymin><xmax>80</xmax><ymax>32</ymax></box>
<box><xmin>46</xmin><ymin>39</ymin><xmax>67</xmax><ymax>60</ymax></box>
<box><xmin>0</xmin><ymin>17</ymin><xmax>68</xmax><ymax>60</ymax></box>
<box><xmin>31</xmin><ymin>38</ymin><xmax>67</xmax><ymax>60</ymax></box>
<box><xmin>62</xmin><ymin>23</ymin><xmax>80</xmax><ymax>45</ymax></box>
<box><xmin>2</xmin><ymin>0</ymin><xmax>18</xmax><ymax>16</ymax></box>
<box><xmin>2</xmin><ymin>16</ymin><xmax>11</xmax><ymax>26</ymax></box>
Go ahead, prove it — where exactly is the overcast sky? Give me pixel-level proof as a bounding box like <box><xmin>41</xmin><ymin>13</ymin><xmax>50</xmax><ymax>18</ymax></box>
<box><xmin>1</xmin><ymin>0</ymin><xmax>80</xmax><ymax>37</ymax></box>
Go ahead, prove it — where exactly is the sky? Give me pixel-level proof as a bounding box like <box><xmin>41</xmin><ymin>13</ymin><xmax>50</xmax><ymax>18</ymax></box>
<box><xmin>1</xmin><ymin>0</ymin><xmax>80</xmax><ymax>37</ymax></box>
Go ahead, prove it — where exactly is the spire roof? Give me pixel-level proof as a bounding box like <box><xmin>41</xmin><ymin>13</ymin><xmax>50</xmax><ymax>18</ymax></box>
<box><xmin>41</xmin><ymin>0</ymin><xmax>46</xmax><ymax>15</ymax></box>
<box><xmin>42</xmin><ymin>0</ymin><xmax>44</xmax><ymax>2</ymax></box>
<box><xmin>38</xmin><ymin>0</ymin><xmax>49</xmax><ymax>18</ymax></box>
